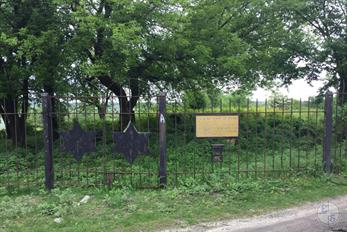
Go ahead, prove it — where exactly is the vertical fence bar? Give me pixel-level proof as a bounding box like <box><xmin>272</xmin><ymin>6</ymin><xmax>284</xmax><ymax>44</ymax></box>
<box><xmin>281</xmin><ymin>98</ymin><xmax>285</xmax><ymax>170</ymax></box>
<box><xmin>323</xmin><ymin>91</ymin><xmax>333</xmax><ymax>174</ymax></box>
<box><xmin>306</xmin><ymin>99</ymin><xmax>310</xmax><ymax>167</ymax></box>
<box><xmin>24</xmin><ymin>100</ymin><xmax>29</xmax><ymax>188</ymax></box>
<box><xmin>158</xmin><ymin>93</ymin><xmax>167</xmax><ymax>187</ymax></box>
<box><xmin>255</xmin><ymin>99</ymin><xmax>258</xmax><ymax>178</ymax></box>
<box><xmin>246</xmin><ymin>99</ymin><xmax>250</xmax><ymax>177</ymax></box>
<box><xmin>58</xmin><ymin>97</ymin><xmax>64</xmax><ymax>187</ymax></box>
<box><xmin>272</xmin><ymin>98</ymin><xmax>276</xmax><ymax>171</ymax></box>
<box><xmin>14</xmin><ymin>99</ymin><xmax>19</xmax><ymax>188</ymax></box>
<box><xmin>42</xmin><ymin>93</ymin><xmax>54</xmax><ymax>190</ymax></box>
<box><xmin>33</xmin><ymin>100</ymin><xmax>39</xmax><ymax>187</ymax></box>
<box><xmin>314</xmin><ymin>100</ymin><xmax>319</xmax><ymax>168</ymax></box>
<box><xmin>334</xmin><ymin>94</ymin><xmax>338</xmax><ymax>163</ymax></box>
<box><xmin>174</xmin><ymin>101</ymin><xmax>178</xmax><ymax>186</ymax></box>
<box><xmin>264</xmin><ymin>99</ymin><xmax>268</xmax><ymax>177</ymax></box>
<box><xmin>228</xmin><ymin>98</ymin><xmax>232</xmax><ymax>175</ymax></box>
<box><xmin>138</xmin><ymin>98</ymin><xmax>142</xmax><ymax>187</ymax></box>
<box><xmin>298</xmin><ymin>99</ymin><xmax>302</xmax><ymax>169</ymax></box>
<box><xmin>289</xmin><ymin>98</ymin><xmax>293</xmax><ymax>168</ymax></box>
<box><xmin>237</xmin><ymin>98</ymin><xmax>241</xmax><ymax>179</ymax></box>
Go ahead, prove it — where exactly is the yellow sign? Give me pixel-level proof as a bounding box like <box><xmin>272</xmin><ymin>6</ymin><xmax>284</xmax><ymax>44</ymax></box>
<box><xmin>196</xmin><ymin>114</ymin><xmax>239</xmax><ymax>138</ymax></box>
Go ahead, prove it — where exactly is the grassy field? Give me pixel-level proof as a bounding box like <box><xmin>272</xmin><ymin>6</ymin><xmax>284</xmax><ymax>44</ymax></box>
<box><xmin>1</xmin><ymin>175</ymin><xmax>347</xmax><ymax>232</ymax></box>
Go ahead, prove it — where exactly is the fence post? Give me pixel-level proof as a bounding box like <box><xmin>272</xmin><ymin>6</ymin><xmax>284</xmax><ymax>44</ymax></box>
<box><xmin>158</xmin><ymin>93</ymin><xmax>167</xmax><ymax>187</ymax></box>
<box><xmin>42</xmin><ymin>93</ymin><xmax>54</xmax><ymax>190</ymax></box>
<box><xmin>323</xmin><ymin>91</ymin><xmax>333</xmax><ymax>174</ymax></box>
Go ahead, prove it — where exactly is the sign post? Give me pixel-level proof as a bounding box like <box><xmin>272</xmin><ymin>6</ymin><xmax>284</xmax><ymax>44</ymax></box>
<box><xmin>196</xmin><ymin>113</ymin><xmax>240</xmax><ymax>171</ymax></box>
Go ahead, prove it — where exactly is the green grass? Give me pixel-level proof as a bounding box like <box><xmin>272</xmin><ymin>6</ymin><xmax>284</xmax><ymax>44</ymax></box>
<box><xmin>1</xmin><ymin>175</ymin><xmax>347</xmax><ymax>232</ymax></box>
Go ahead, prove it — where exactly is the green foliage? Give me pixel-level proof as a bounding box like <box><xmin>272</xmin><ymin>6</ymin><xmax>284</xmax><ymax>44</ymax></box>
<box><xmin>0</xmin><ymin>195</ymin><xmax>36</xmax><ymax>219</ymax></box>
<box><xmin>182</xmin><ymin>91</ymin><xmax>208</xmax><ymax>110</ymax></box>
<box><xmin>272</xmin><ymin>0</ymin><xmax>347</xmax><ymax>93</ymax></box>
<box><xmin>103</xmin><ymin>189</ymin><xmax>130</xmax><ymax>209</ymax></box>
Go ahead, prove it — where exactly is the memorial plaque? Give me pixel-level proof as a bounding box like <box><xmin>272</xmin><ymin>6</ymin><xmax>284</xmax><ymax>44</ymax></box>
<box><xmin>196</xmin><ymin>114</ymin><xmax>239</xmax><ymax>138</ymax></box>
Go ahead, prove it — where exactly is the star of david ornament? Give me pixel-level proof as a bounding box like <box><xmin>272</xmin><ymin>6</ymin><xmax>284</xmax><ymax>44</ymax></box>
<box><xmin>113</xmin><ymin>122</ymin><xmax>150</xmax><ymax>164</ymax></box>
<box><xmin>60</xmin><ymin>121</ymin><xmax>96</xmax><ymax>162</ymax></box>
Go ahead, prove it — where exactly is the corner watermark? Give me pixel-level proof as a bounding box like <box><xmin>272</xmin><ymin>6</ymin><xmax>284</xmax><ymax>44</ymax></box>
<box><xmin>317</xmin><ymin>201</ymin><xmax>339</xmax><ymax>226</ymax></box>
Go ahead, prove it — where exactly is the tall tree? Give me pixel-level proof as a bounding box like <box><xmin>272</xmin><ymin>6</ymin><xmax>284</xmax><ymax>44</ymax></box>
<box><xmin>274</xmin><ymin>0</ymin><xmax>346</xmax><ymax>102</ymax></box>
<box><xmin>0</xmin><ymin>0</ymin><xmax>70</xmax><ymax>144</ymax></box>
<box><xmin>183</xmin><ymin>0</ymin><xmax>320</xmax><ymax>99</ymax></box>
<box><xmin>0</xmin><ymin>0</ymin><xmax>39</xmax><ymax>145</ymax></box>
<box><xmin>69</xmin><ymin>0</ymin><xmax>298</xmax><ymax>129</ymax></box>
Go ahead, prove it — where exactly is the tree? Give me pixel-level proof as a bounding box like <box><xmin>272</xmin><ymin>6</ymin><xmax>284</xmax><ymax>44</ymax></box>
<box><xmin>0</xmin><ymin>0</ymin><xmax>41</xmax><ymax>145</ymax></box>
<box><xmin>68</xmin><ymin>0</ymin><xmax>159</xmax><ymax>129</ymax></box>
<box><xmin>187</xmin><ymin>0</ymin><xmax>316</xmax><ymax>92</ymax></box>
<box><xmin>273</xmin><ymin>0</ymin><xmax>346</xmax><ymax>103</ymax></box>
<box><xmin>0</xmin><ymin>0</ymin><xmax>70</xmax><ymax>144</ymax></box>
<box><xmin>68</xmin><ymin>0</ymin><xmax>301</xmax><ymax>129</ymax></box>
<box><xmin>1</xmin><ymin>0</ymin><xmax>317</xmax><ymax>136</ymax></box>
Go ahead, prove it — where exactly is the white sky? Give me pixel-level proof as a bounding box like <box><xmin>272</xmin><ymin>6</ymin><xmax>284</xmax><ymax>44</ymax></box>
<box><xmin>252</xmin><ymin>79</ymin><xmax>325</xmax><ymax>100</ymax></box>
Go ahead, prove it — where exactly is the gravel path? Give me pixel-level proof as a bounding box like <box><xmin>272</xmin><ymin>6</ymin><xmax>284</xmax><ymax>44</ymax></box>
<box><xmin>162</xmin><ymin>195</ymin><xmax>347</xmax><ymax>232</ymax></box>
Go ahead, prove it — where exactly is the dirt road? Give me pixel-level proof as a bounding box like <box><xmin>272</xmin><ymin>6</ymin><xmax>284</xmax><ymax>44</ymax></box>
<box><xmin>164</xmin><ymin>195</ymin><xmax>347</xmax><ymax>232</ymax></box>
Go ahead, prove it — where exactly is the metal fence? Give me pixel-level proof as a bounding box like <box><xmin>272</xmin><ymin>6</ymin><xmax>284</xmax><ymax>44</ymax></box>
<box><xmin>0</xmin><ymin>91</ymin><xmax>345</xmax><ymax>190</ymax></box>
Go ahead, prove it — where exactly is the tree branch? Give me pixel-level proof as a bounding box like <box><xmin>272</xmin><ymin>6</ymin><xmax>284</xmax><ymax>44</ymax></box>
<box><xmin>294</xmin><ymin>9</ymin><xmax>328</xmax><ymax>37</ymax></box>
<box><xmin>97</xmin><ymin>75</ymin><xmax>126</xmax><ymax>97</ymax></box>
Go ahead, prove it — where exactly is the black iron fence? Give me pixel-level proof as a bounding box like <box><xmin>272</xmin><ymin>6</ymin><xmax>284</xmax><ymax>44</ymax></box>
<box><xmin>0</xmin><ymin>91</ymin><xmax>346</xmax><ymax>190</ymax></box>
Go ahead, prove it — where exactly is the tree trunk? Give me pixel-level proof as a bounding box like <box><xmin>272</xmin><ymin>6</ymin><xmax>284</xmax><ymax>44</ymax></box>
<box><xmin>119</xmin><ymin>95</ymin><xmax>136</xmax><ymax>131</ymax></box>
<box><xmin>97</xmin><ymin>105</ymin><xmax>106</xmax><ymax>120</ymax></box>
<box><xmin>96</xmin><ymin>95</ymin><xmax>110</xmax><ymax>120</ymax></box>
<box><xmin>1</xmin><ymin>97</ymin><xmax>26</xmax><ymax>147</ymax></box>
<box><xmin>0</xmin><ymin>76</ymin><xmax>28</xmax><ymax>147</ymax></box>
<box><xmin>96</xmin><ymin>75</ymin><xmax>139</xmax><ymax>131</ymax></box>
<box><xmin>8</xmin><ymin>115</ymin><xmax>26</xmax><ymax>147</ymax></box>
<box><xmin>2</xmin><ymin>115</ymin><xmax>12</xmax><ymax>140</ymax></box>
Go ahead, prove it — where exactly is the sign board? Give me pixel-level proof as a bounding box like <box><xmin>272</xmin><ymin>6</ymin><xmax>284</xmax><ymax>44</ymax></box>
<box><xmin>196</xmin><ymin>114</ymin><xmax>239</xmax><ymax>138</ymax></box>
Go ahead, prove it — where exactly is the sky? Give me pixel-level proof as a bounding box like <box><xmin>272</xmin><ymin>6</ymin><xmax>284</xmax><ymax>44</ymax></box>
<box><xmin>252</xmin><ymin>79</ymin><xmax>326</xmax><ymax>100</ymax></box>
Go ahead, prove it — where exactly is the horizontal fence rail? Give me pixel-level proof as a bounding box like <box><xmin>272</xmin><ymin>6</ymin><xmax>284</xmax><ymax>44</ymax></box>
<box><xmin>0</xmin><ymin>92</ymin><xmax>346</xmax><ymax>191</ymax></box>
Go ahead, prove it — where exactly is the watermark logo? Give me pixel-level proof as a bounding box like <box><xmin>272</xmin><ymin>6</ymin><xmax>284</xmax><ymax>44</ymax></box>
<box><xmin>317</xmin><ymin>202</ymin><xmax>339</xmax><ymax>226</ymax></box>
